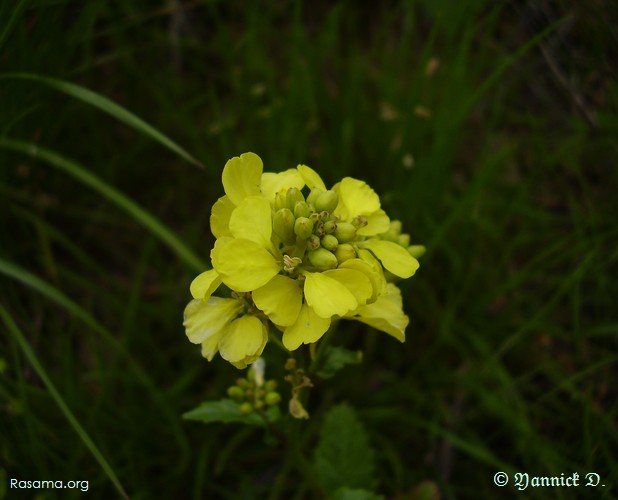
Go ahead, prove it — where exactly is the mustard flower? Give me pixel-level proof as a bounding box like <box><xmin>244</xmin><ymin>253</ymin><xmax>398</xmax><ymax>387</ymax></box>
<box><xmin>185</xmin><ymin>152</ymin><xmax>421</xmax><ymax>367</ymax></box>
<box><xmin>183</xmin><ymin>284</ymin><xmax>268</xmax><ymax>369</ymax></box>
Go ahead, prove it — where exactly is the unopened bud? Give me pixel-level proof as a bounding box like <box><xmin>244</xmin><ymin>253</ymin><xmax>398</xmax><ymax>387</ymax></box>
<box><xmin>265</xmin><ymin>380</ymin><xmax>278</xmax><ymax>391</ymax></box>
<box><xmin>286</xmin><ymin>188</ymin><xmax>304</xmax><ymax>211</ymax></box>
<box><xmin>407</xmin><ymin>245</ymin><xmax>426</xmax><ymax>258</ymax></box>
<box><xmin>294</xmin><ymin>201</ymin><xmax>311</xmax><ymax>219</ymax></box>
<box><xmin>390</xmin><ymin>220</ymin><xmax>402</xmax><ymax>235</ymax></box>
<box><xmin>335</xmin><ymin>243</ymin><xmax>356</xmax><ymax>264</ymax></box>
<box><xmin>307</xmin><ymin>234</ymin><xmax>321</xmax><ymax>250</ymax></box>
<box><xmin>307</xmin><ymin>248</ymin><xmax>338</xmax><ymax>270</ymax></box>
<box><xmin>227</xmin><ymin>386</ymin><xmax>245</xmax><ymax>402</ymax></box>
<box><xmin>294</xmin><ymin>217</ymin><xmax>314</xmax><ymax>239</ymax></box>
<box><xmin>314</xmin><ymin>190</ymin><xmax>339</xmax><ymax>213</ymax></box>
<box><xmin>255</xmin><ymin>400</ymin><xmax>265</xmax><ymax>410</ymax></box>
<box><xmin>334</xmin><ymin>222</ymin><xmax>357</xmax><ymax>243</ymax></box>
<box><xmin>239</xmin><ymin>402</ymin><xmax>254</xmax><ymax>415</ymax></box>
<box><xmin>306</xmin><ymin>188</ymin><xmax>324</xmax><ymax>208</ymax></box>
<box><xmin>398</xmin><ymin>233</ymin><xmax>410</xmax><ymax>246</ymax></box>
<box><xmin>321</xmin><ymin>234</ymin><xmax>338</xmax><ymax>252</ymax></box>
<box><xmin>274</xmin><ymin>191</ymin><xmax>287</xmax><ymax>211</ymax></box>
<box><xmin>273</xmin><ymin>208</ymin><xmax>296</xmax><ymax>245</ymax></box>
<box><xmin>323</xmin><ymin>220</ymin><xmax>337</xmax><ymax>234</ymax></box>
<box><xmin>352</xmin><ymin>215</ymin><xmax>368</xmax><ymax>228</ymax></box>
<box><xmin>265</xmin><ymin>392</ymin><xmax>281</xmax><ymax>406</ymax></box>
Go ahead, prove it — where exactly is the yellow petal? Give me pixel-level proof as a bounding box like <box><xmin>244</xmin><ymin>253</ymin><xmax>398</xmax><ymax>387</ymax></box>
<box><xmin>357</xmin><ymin>209</ymin><xmax>391</xmax><ymax>236</ymax></box>
<box><xmin>189</xmin><ymin>269</ymin><xmax>222</xmax><ymax>300</ymax></box>
<box><xmin>346</xmin><ymin>283</ymin><xmax>408</xmax><ymax>342</ymax></box>
<box><xmin>219</xmin><ymin>315</ymin><xmax>268</xmax><ymax>369</ymax></box>
<box><xmin>358</xmin><ymin>239</ymin><xmax>419</xmax><ymax>279</ymax></box>
<box><xmin>303</xmin><ymin>272</ymin><xmax>358</xmax><ymax>318</ymax></box>
<box><xmin>229</xmin><ymin>196</ymin><xmax>273</xmax><ymax>249</ymax></box>
<box><xmin>183</xmin><ymin>297</ymin><xmax>242</xmax><ymax>347</ymax></box>
<box><xmin>211</xmin><ymin>237</ymin><xmax>280</xmax><ymax>292</ymax></box>
<box><xmin>261</xmin><ymin>169</ymin><xmax>305</xmax><ymax>201</ymax></box>
<box><xmin>210</xmin><ymin>195</ymin><xmax>235</xmax><ymax>238</ymax></box>
<box><xmin>222</xmin><ymin>152</ymin><xmax>263</xmax><ymax>205</ymax></box>
<box><xmin>297</xmin><ymin>164</ymin><xmax>326</xmax><ymax>191</ymax></box>
<box><xmin>252</xmin><ymin>275</ymin><xmax>303</xmax><ymax>326</ymax></box>
<box><xmin>282</xmin><ymin>303</ymin><xmax>331</xmax><ymax>350</ymax></box>
<box><xmin>323</xmin><ymin>268</ymin><xmax>372</xmax><ymax>306</ymax></box>
<box><xmin>338</xmin><ymin>177</ymin><xmax>380</xmax><ymax>216</ymax></box>
<box><xmin>354</xmin><ymin>250</ymin><xmax>387</xmax><ymax>298</ymax></box>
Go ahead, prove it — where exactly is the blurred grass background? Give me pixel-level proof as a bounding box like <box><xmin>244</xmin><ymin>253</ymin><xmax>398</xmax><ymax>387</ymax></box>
<box><xmin>1</xmin><ymin>0</ymin><xmax>617</xmax><ymax>498</ymax></box>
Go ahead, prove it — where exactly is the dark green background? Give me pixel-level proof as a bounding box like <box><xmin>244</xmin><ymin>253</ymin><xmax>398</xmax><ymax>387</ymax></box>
<box><xmin>1</xmin><ymin>1</ymin><xmax>616</xmax><ymax>498</ymax></box>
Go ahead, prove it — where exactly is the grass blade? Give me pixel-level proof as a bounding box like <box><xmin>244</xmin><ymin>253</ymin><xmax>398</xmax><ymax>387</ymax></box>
<box><xmin>0</xmin><ymin>258</ymin><xmax>190</xmax><ymax>466</ymax></box>
<box><xmin>1</xmin><ymin>305</ymin><xmax>130</xmax><ymax>499</ymax></box>
<box><xmin>0</xmin><ymin>0</ymin><xmax>28</xmax><ymax>50</ymax></box>
<box><xmin>0</xmin><ymin>72</ymin><xmax>203</xmax><ymax>168</ymax></box>
<box><xmin>0</xmin><ymin>137</ymin><xmax>206</xmax><ymax>272</ymax></box>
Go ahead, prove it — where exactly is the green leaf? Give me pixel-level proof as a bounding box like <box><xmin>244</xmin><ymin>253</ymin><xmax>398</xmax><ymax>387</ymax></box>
<box><xmin>0</xmin><ymin>72</ymin><xmax>203</xmax><ymax>168</ymax></box>
<box><xmin>183</xmin><ymin>399</ymin><xmax>280</xmax><ymax>426</ymax></box>
<box><xmin>314</xmin><ymin>404</ymin><xmax>377</xmax><ymax>494</ymax></box>
<box><xmin>331</xmin><ymin>488</ymin><xmax>383</xmax><ymax>500</ymax></box>
<box><xmin>316</xmin><ymin>346</ymin><xmax>362</xmax><ymax>379</ymax></box>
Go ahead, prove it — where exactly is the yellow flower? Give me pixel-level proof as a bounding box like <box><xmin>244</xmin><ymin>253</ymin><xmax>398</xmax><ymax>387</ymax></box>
<box><xmin>183</xmin><ymin>297</ymin><xmax>268</xmax><ymax>370</ymax></box>
<box><xmin>185</xmin><ymin>152</ymin><xmax>422</xmax><ymax>367</ymax></box>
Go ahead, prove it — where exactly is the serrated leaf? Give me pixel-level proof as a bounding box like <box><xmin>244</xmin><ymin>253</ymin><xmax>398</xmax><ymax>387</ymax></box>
<box><xmin>316</xmin><ymin>346</ymin><xmax>362</xmax><ymax>379</ymax></box>
<box><xmin>314</xmin><ymin>404</ymin><xmax>377</xmax><ymax>494</ymax></box>
<box><xmin>183</xmin><ymin>399</ymin><xmax>279</xmax><ymax>426</ymax></box>
<box><xmin>331</xmin><ymin>487</ymin><xmax>383</xmax><ymax>500</ymax></box>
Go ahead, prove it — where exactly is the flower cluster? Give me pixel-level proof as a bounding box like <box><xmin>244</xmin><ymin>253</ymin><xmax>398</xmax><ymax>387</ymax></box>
<box><xmin>183</xmin><ymin>153</ymin><xmax>422</xmax><ymax>369</ymax></box>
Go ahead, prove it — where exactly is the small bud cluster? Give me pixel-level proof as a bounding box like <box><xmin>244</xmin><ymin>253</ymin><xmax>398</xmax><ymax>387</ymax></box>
<box><xmin>378</xmin><ymin>220</ymin><xmax>426</xmax><ymax>259</ymax></box>
<box><xmin>273</xmin><ymin>187</ymin><xmax>368</xmax><ymax>273</ymax></box>
<box><xmin>227</xmin><ymin>367</ymin><xmax>281</xmax><ymax>415</ymax></box>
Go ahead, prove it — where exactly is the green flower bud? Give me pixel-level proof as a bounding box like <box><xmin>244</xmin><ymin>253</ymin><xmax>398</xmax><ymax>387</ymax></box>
<box><xmin>335</xmin><ymin>243</ymin><xmax>356</xmax><ymax>264</ymax></box>
<box><xmin>306</xmin><ymin>187</ymin><xmax>324</xmax><ymax>208</ymax></box>
<box><xmin>334</xmin><ymin>222</ymin><xmax>357</xmax><ymax>243</ymax></box>
<box><xmin>294</xmin><ymin>201</ymin><xmax>312</xmax><ymax>219</ymax></box>
<box><xmin>307</xmin><ymin>234</ymin><xmax>321</xmax><ymax>250</ymax></box>
<box><xmin>352</xmin><ymin>215</ymin><xmax>368</xmax><ymax>228</ymax></box>
<box><xmin>407</xmin><ymin>245</ymin><xmax>426</xmax><ymax>258</ymax></box>
<box><xmin>294</xmin><ymin>217</ymin><xmax>314</xmax><ymax>239</ymax></box>
<box><xmin>398</xmin><ymin>233</ymin><xmax>410</xmax><ymax>246</ymax></box>
<box><xmin>239</xmin><ymin>402</ymin><xmax>254</xmax><ymax>415</ymax></box>
<box><xmin>307</xmin><ymin>248</ymin><xmax>338</xmax><ymax>270</ymax></box>
<box><xmin>381</xmin><ymin>220</ymin><xmax>403</xmax><ymax>242</ymax></box>
<box><xmin>265</xmin><ymin>380</ymin><xmax>278</xmax><ymax>391</ymax></box>
<box><xmin>227</xmin><ymin>386</ymin><xmax>245</xmax><ymax>402</ymax></box>
<box><xmin>321</xmin><ymin>234</ymin><xmax>338</xmax><ymax>252</ymax></box>
<box><xmin>236</xmin><ymin>378</ymin><xmax>249</xmax><ymax>388</ymax></box>
<box><xmin>255</xmin><ymin>400</ymin><xmax>265</xmax><ymax>410</ymax></box>
<box><xmin>323</xmin><ymin>220</ymin><xmax>337</xmax><ymax>234</ymax></box>
<box><xmin>390</xmin><ymin>220</ymin><xmax>402</xmax><ymax>235</ymax></box>
<box><xmin>274</xmin><ymin>191</ymin><xmax>287</xmax><ymax>211</ymax></box>
<box><xmin>314</xmin><ymin>190</ymin><xmax>339</xmax><ymax>213</ymax></box>
<box><xmin>273</xmin><ymin>208</ymin><xmax>296</xmax><ymax>245</ymax></box>
<box><xmin>265</xmin><ymin>392</ymin><xmax>281</xmax><ymax>406</ymax></box>
<box><xmin>286</xmin><ymin>187</ymin><xmax>305</xmax><ymax>211</ymax></box>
